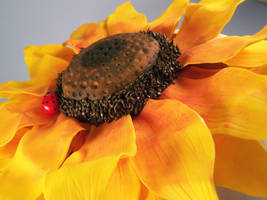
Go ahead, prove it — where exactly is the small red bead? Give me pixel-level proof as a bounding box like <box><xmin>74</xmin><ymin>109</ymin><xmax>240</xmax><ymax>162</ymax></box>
<box><xmin>41</xmin><ymin>92</ymin><xmax>59</xmax><ymax>115</ymax></box>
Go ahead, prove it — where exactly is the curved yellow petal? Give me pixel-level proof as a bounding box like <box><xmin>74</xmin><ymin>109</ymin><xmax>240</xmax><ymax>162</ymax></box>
<box><xmin>63</xmin><ymin>115</ymin><xmax>136</xmax><ymax>166</ymax></box>
<box><xmin>214</xmin><ymin>134</ymin><xmax>267</xmax><ymax>197</ymax></box>
<box><xmin>132</xmin><ymin>99</ymin><xmax>218</xmax><ymax>200</ymax></box>
<box><xmin>25</xmin><ymin>55</ymin><xmax>69</xmax><ymax>85</ymax></box>
<box><xmin>65</xmin><ymin>20</ymin><xmax>108</xmax><ymax>51</ymax></box>
<box><xmin>0</xmin><ymin>45</ymin><xmax>73</xmax><ymax>98</ymax></box>
<box><xmin>225</xmin><ymin>40</ymin><xmax>267</xmax><ymax>68</ymax></box>
<box><xmin>162</xmin><ymin>67</ymin><xmax>267</xmax><ymax>140</ymax></box>
<box><xmin>0</xmin><ymin>95</ymin><xmax>55</xmax><ymax>147</ymax></box>
<box><xmin>36</xmin><ymin>194</ymin><xmax>46</xmax><ymax>200</ymax></box>
<box><xmin>139</xmin><ymin>184</ymin><xmax>166</xmax><ymax>200</ymax></box>
<box><xmin>24</xmin><ymin>44</ymin><xmax>74</xmax><ymax>63</ymax></box>
<box><xmin>8</xmin><ymin>95</ymin><xmax>55</xmax><ymax>129</ymax></box>
<box><xmin>25</xmin><ymin>44</ymin><xmax>73</xmax><ymax>82</ymax></box>
<box><xmin>0</xmin><ymin>128</ymin><xmax>29</xmax><ymax>171</ymax></box>
<box><xmin>175</xmin><ymin>0</ymin><xmax>244</xmax><ymax>52</ymax></box>
<box><xmin>70</xmin><ymin>21</ymin><xmax>107</xmax><ymax>41</ymax></box>
<box><xmin>143</xmin><ymin>192</ymin><xmax>166</xmax><ymax>200</ymax></box>
<box><xmin>250</xmin><ymin>64</ymin><xmax>267</xmax><ymax>75</ymax></box>
<box><xmin>0</xmin><ymin>80</ymin><xmax>49</xmax><ymax>98</ymax></box>
<box><xmin>107</xmin><ymin>2</ymin><xmax>147</xmax><ymax>35</ymax></box>
<box><xmin>44</xmin><ymin>115</ymin><xmax>136</xmax><ymax>200</ymax></box>
<box><xmin>105</xmin><ymin>158</ymin><xmax>141</xmax><ymax>200</ymax></box>
<box><xmin>0</xmin><ymin>114</ymin><xmax>84</xmax><ymax>200</ymax></box>
<box><xmin>148</xmin><ymin>0</ymin><xmax>188</xmax><ymax>38</ymax></box>
<box><xmin>44</xmin><ymin>157</ymin><xmax>119</xmax><ymax>200</ymax></box>
<box><xmin>179</xmin><ymin>25</ymin><xmax>267</xmax><ymax>67</ymax></box>
<box><xmin>0</xmin><ymin>103</ymin><xmax>22</xmax><ymax>147</ymax></box>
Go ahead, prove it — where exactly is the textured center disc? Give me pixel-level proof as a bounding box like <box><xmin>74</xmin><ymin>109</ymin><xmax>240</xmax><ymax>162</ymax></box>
<box><xmin>62</xmin><ymin>33</ymin><xmax>160</xmax><ymax>100</ymax></box>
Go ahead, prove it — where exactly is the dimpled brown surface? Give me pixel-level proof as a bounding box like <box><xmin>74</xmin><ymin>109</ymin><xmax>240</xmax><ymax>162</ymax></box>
<box><xmin>62</xmin><ymin>32</ymin><xmax>160</xmax><ymax>100</ymax></box>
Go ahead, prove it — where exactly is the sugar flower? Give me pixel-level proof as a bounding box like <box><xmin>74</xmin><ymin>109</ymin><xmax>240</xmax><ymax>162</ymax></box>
<box><xmin>0</xmin><ymin>0</ymin><xmax>267</xmax><ymax>199</ymax></box>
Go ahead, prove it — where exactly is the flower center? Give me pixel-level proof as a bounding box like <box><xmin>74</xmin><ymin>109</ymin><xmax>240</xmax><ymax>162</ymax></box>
<box><xmin>61</xmin><ymin>33</ymin><xmax>160</xmax><ymax>100</ymax></box>
<box><xmin>56</xmin><ymin>31</ymin><xmax>181</xmax><ymax>126</ymax></box>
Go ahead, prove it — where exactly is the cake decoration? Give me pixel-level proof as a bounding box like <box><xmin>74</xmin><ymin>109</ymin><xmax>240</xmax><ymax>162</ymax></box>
<box><xmin>41</xmin><ymin>92</ymin><xmax>59</xmax><ymax>115</ymax></box>
<box><xmin>42</xmin><ymin>31</ymin><xmax>181</xmax><ymax>125</ymax></box>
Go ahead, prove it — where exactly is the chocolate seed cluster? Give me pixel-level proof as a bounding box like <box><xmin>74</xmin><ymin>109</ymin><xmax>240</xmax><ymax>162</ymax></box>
<box><xmin>56</xmin><ymin>30</ymin><xmax>181</xmax><ymax>126</ymax></box>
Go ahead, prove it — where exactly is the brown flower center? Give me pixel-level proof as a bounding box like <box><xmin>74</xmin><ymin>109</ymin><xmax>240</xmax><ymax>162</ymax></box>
<box><xmin>62</xmin><ymin>33</ymin><xmax>160</xmax><ymax>100</ymax></box>
<box><xmin>56</xmin><ymin>31</ymin><xmax>181</xmax><ymax>126</ymax></box>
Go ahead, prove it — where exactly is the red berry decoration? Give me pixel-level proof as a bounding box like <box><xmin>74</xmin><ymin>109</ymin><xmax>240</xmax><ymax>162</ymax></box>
<box><xmin>41</xmin><ymin>92</ymin><xmax>59</xmax><ymax>115</ymax></box>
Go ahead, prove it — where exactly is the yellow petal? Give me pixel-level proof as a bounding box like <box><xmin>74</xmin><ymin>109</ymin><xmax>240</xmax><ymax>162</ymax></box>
<box><xmin>44</xmin><ymin>157</ymin><xmax>119</xmax><ymax>200</ymax></box>
<box><xmin>225</xmin><ymin>40</ymin><xmax>267</xmax><ymax>68</ymax></box>
<box><xmin>105</xmin><ymin>158</ymin><xmax>141</xmax><ymax>200</ymax></box>
<box><xmin>148</xmin><ymin>0</ymin><xmax>188</xmax><ymax>38</ymax></box>
<box><xmin>179</xmin><ymin>25</ymin><xmax>267</xmax><ymax>66</ymax></box>
<box><xmin>36</xmin><ymin>194</ymin><xmax>46</xmax><ymax>200</ymax></box>
<box><xmin>70</xmin><ymin>21</ymin><xmax>107</xmax><ymax>41</ymax></box>
<box><xmin>44</xmin><ymin>116</ymin><xmax>136</xmax><ymax>200</ymax></box>
<box><xmin>0</xmin><ymin>114</ymin><xmax>84</xmax><ymax>200</ymax></box>
<box><xmin>174</xmin><ymin>0</ymin><xmax>244</xmax><ymax>52</ymax></box>
<box><xmin>0</xmin><ymin>95</ymin><xmax>55</xmax><ymax>147</ymax></box>
<box><xmin>132</xmin><ymin>99</ymin><xmax>218</xmax><ymax>200</ymax></box>
<box><xmin>26</xmin><ymin>54</ymin><xmax>69</xmax><ymax>85</ymax></box>
<box><xmin>147</xmin><ymin>194</ymin><xmax>166</xmax><ymax>200</ymax></box>
<box><xmin>139</xmin><ymin>185</ymin><xmax>166</xmax><ymax>200</ymax></box>
<box><xmin>250</xmin><ymin>64</ymin><xmax>267</xmax><ymax>75</ymax></box>
<box><xmin>63</xmin><ymin>115</ymin><xmax>136</xmax><ymax>166</ymax></box>
<box><xmin>0</xmin><ymin>45</ymin><xmax>73</xmax><ymax>98</ymax></box>
<box><xmin>8</xmin><ymin>95</ymin><xmax>55</xmax><ymax>129</ymax></box>
<box><xmin>24</xmin><ymin>44</ymin><xmax>74</xmax><ymax>63</ymax></box>
<box><xmin>107</xmin><ymin>2</ymin><xmax>147</xmax><ymax>35</ymax></box>
<box><xmin>24</xmin><ymin>44</ymin><xmax>73</xmax><ymax>82</ymax></box>
<box><xmin>0</xmin><ymin>80</ymin><xmax>49</xmax><ymax>98</ymax></box>
<box><xmin>0</xmin><ymin>128</ymin><xmax>29</xmax><ymax>171</ymax></box>
<box><xmin>162</xmin><ymin>67</ymin><xmax>267</xmax><ymax>140</ymax></box>
<box><xmin>214</xmin><ymin>134</ymin><xmax>267</xmax><ymax>197</ymax></box>
<box><xmin>65</xmin><ymin>19</ymin><xmax>108</xmax><ymax>51</ymax></box>
<box><xmin>0</xmin><ymin>103</ymin><xmax>22</xmax><ymax>147</ymax></box>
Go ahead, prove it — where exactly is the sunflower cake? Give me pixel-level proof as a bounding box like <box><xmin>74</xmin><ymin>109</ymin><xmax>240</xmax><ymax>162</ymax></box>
<box><xmin>0</xmin><ymin>0</ymin><xmax>267</xmax><ymax>200</ymax></box>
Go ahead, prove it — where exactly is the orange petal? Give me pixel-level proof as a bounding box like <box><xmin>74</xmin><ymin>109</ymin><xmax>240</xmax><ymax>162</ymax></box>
<box><xmin>64</xmin><ymin>19</ymin><xmax>108</xmax><ymax>52</ymax></box>
<box><xmin>44</xmin><ymin>116</ymin><xmax>136</xmax><ymax>200</ymax></box>
<box><xmin>174</xmin><ymin>0</ymin><xmax>245</xmax><ymax>52</ymax></box>
<box><xmin>107</xmin><ymin>2</ymin><xmax>147</xmax><ymax>35</ymax></box>
<box><xmin>225</xmin><ymin>40</ymin><xmax>267</xmax><ymax>68</ymax></box>
<box><xmin>179</xmin><ymin>64</ymin><xmax>222</xmax><ymax>79</ymax></box>
<box><xmin>214</xmin><ymin>134</ymin><xmax>267</xmax><ymax>197</ymax></box>
<box><xmin>0</xmin><ymin>102</ymin><xmax>22</xmax><ymax>147</ymax></box>
<box><xmin>148</xmin><ymin>0</ymin><xmax>188</xmax><ymax>38</ymax></box>
<box><xmin>179</xmin><ymin>25</ymin><xmax>267</xmax><ymax>66</ymax></box>
<box><xmin>162</xmin><ymin>67</ymin><xmax>267</xmax><ymax>140</ymax></box>
<box><xmin>250</xmin><ymin>63</ymin><xmax>267</xmax><ymax>75</ymax></box>
<box><xmin>139</xmin><ymin>183</ymin><xmax>168</xmax><ymax>200</ymax></box>
<box><xmin>0</xmin><ymin>114</ymin><xmax>85</xmax><ymax>200</ymax></box>
<box><xmin>0</xmin><ymin>128</ymin><xmax>29</xmax><ymax>171</ymax></box>
<box><xmin>105</xmin><ymin>158</ymin><xmax>141</xmax><ymax>200</ymax></box>
<box><xmin>132</xmin><ymin>99</ymin><xmax>218</xmax><ymax>200</ymax></box>
<box><xmin>0</xmin><ymin>95</ymin><xmax>55</xmax><ymax>147</ymax></box>
<box><xmin>141</xmin><ymin>190</ymin><xmax>166</xmax><ymax>200</ymax></box>
<box><xmin>63</xmin><ymin>115</ymin><xmax>136</xmax><ymax>165</ymax></box>
<box><xmin>7</xmin><ymin>95</ymin><xmax>56</xmax><ymax>129</ymax></box>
